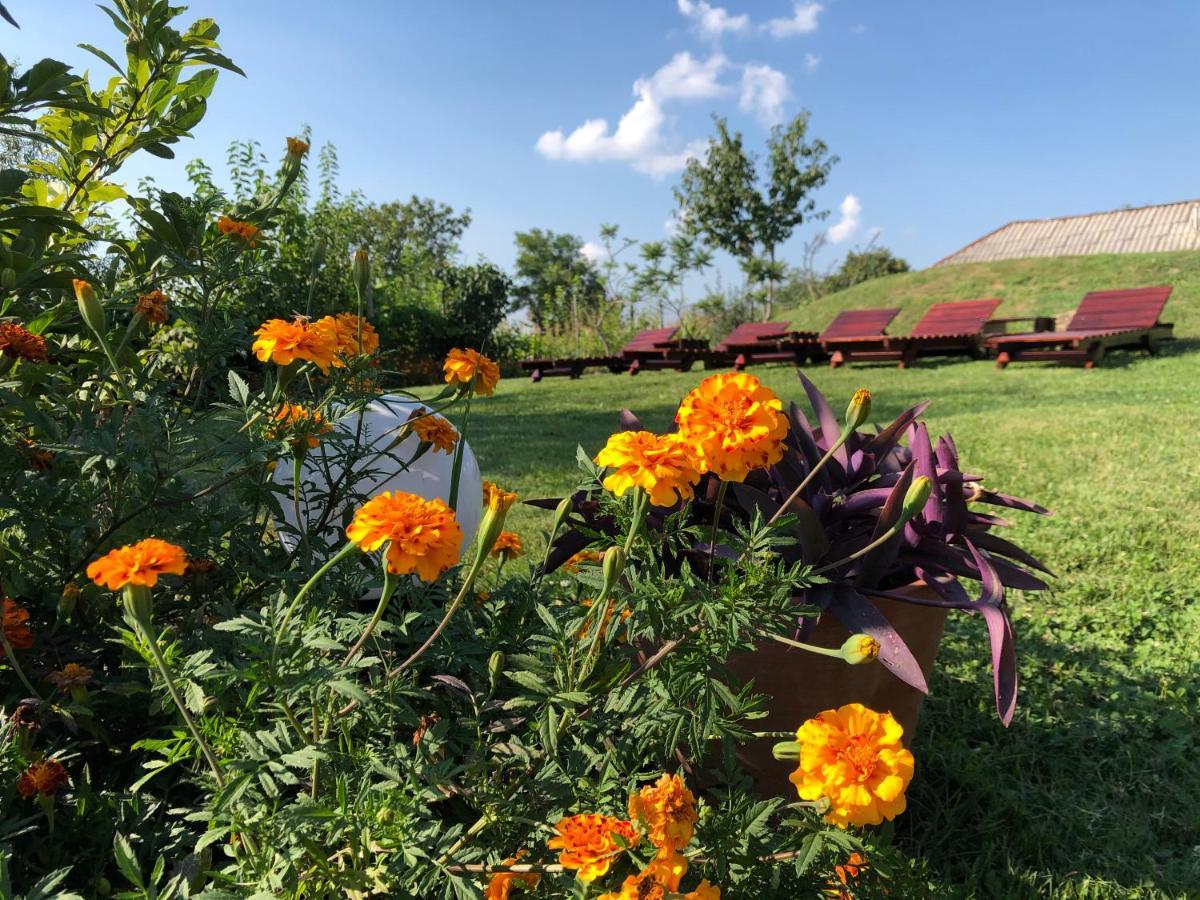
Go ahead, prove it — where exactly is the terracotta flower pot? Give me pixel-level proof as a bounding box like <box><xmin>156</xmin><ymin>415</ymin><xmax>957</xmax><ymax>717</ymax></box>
<box><xmin>725</xmin><ymin>583</ymin><xmax>947</xmax><ymax>797</ymax></box>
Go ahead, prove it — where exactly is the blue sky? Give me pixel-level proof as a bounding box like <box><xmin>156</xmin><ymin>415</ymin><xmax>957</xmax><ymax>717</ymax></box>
<box><xmin>9</xmin><ymin>1</ymin><xmax>1199</xmax><ymax>278</ymax></box>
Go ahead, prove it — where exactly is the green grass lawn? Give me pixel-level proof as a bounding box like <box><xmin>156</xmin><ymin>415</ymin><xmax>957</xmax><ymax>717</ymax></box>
<box><xmin>448</xmin><ymin>334</ymin><xmax>1200</xmax><ymax>897</ymax></box>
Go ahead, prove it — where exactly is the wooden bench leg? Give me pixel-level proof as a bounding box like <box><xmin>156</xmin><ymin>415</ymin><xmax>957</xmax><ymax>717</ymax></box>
<box><xmin>897</xmin><ymin>345</ymin><xmax>918</xmax><ymax>369</ymax></box>
<box><xmin>829</xmin><ymin>350</ymin><xmax>847</xmax><ymax>369</ymax></box>
<box><xmin>733</xmin><ymin>353</ymin><xmax>747</xmax><ymax>372</ymax></box>
<box><xmin>628</xmin><ymin>359</ymin><xmax>641</xmax><ymax>376</ymax></box>
<box><xmin>1084</xmin><ymin>344</ymin><xmax>1105</xmax><ymax>369</ymax></box>
<box><xmin>570</xmin><ymin>365</ymin><xmax>583</xmax><ymax>379</ymax></box>
<box><xmin>531</xmin><ymin>368</ymin><xmax>543</xmax><ymax>382</ymax></box>
<box><xmin>995</xmin><ymin>352</ymin><xmax>1011</xmax><ymax>369</ymax></box>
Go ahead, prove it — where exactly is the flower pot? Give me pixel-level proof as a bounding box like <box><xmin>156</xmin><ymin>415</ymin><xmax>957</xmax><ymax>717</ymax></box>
<box><xmin>725</xmin><ymin>583</ymin><xmax>947</xmax><ymax>797</ymax></box>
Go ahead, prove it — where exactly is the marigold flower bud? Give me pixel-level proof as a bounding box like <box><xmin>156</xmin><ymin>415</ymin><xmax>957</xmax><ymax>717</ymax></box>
<box><xmin>551</xmin><ymin>495</ymin><xmax>573</xmax><ymax>537</ymax></box>
<box><xmin>845</xmin><ymin>388</ymin><xmax>871</xmax><ymax>431</ymax></box>
<box><xmin>352</xmin><ymin>248</ymin><xmax>370</xmax><ymax>299</ymax></box>
<box><xmin>901</xmin><ymin>475</ymin><xmax>933</xmax><ymax>521</ymax></box>
<box><xmin>772</xmin><ymin>739</ymin><xmax>801</xmax><ymax>761</ymax></box>
<box><xmin>488</xmin><ymin>650</ymin><xmax>505</xmax><ymax>682</ymax></box>
<box><xmin>600</xmin><ymin>546</ymin><xmax>626</xmax><ymax>599</ymax></box>
<box><xmin>840</xmin><ymin>633</ymin><xmax>880</xmax><ymax>664</ymax></box>
<box><xmin>57</xmin><ymin>582</ymin><xmax>80</xmax><ymax>621</ymax></box>
<box><xmin>73</xmin><ymin>279</ymin><xmax>106</xmax><ymax>334</ymax></box>
<box><xmin>1</xmin><ymin>267</ymin><xmax>15</xmax><ymax>289</ymax></box>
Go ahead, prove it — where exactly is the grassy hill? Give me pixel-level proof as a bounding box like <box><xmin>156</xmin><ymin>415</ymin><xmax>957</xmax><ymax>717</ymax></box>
<box><xmin>778</xmin><ymin>250</ymin><xmax>1200</xmax><ymax>337</ymax></box>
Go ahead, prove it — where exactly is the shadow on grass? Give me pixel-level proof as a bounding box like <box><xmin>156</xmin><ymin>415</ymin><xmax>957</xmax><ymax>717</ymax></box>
<box><xmin>898</xmin><ymin>599</ymin><xmax>1200</xmax><ymax>897</ymax></box>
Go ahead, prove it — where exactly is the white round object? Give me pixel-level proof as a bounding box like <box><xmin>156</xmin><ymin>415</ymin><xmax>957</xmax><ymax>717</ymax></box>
<box><xmin>271</xmin><ymin>395</ymin><xmax>482</xmax><ymax>562</ymax></box>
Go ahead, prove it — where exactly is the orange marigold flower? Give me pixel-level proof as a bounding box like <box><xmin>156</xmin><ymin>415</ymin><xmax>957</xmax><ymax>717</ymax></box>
<box><xmin>251</xmin><ymin>317</ymin><xmax>339</xmax><ymax>373</ymax></box>
<box><xmin>577</xmin><ymin>597</ymin><xmax>631</xmax><ymax>641</ymax></box>
<box><xmin>217</xmin><ymin>215</ymin><xmax>260</xmax><ymax>248</ymax></box>
<box><xmin>17</xmin><ymin>758</ymin><xmax>69</xmax><ymax>798</ymax></box>
<box><xmin>185</xmin><ymin>557</ymin><xmax>217</xmax><ymax>576</ymax></box>
<box><xmin>597</xmin><ymin>850</ymin><xmax>688</xmax><ymax>900</ymax></box>
<box><xmin>491</xmin><ymin>530</ymin><xmax>524</xmax><ymax>561</ymax></box>
<box><xmin>594</xmin><ymin>430</ymin><xmax>702</xmax><ymax>508</ymax></box>
<box><xmin>320</xmin><ymin>312</ymin><xmax>380</xmax><ymax>359</ymax></box>
<box><xmin>547</xmin><ymin>813</ymin><xmax>638</xmax><ymax>882</ymax></box>
<box><xmin>789</xmin><ymin>703</ymin><xmax>914</xmax><ymax>828</ymax></box>
<box><xmin>346</xmin><ymin>491</ymin><xmax>463</xmax><ymax>581</ymax></box>
<box><xmin>16</xmin><ymin>436</ymin><xmax>53</xmax><ymax>471</ymax></box>
<box><xmin>134</xmin><ymin>290</ymin><xmax>169</xmax><ymax>325</ymax></box>
<box><xmin>270</xmin><ymin>403</ymin><xmax>333</xmax><ymax>449</ymax></box>
<box><xmin>628</xmin><ymin>773</ymin><xmax>698</xmax><ymax>854</ymax></box>
<box><xmin>825</xmin><ymin>852</ymin><xmax>868</xmax><ymax>899</ymax></box>
<box><xmin>0</xmin><ymin>322</ymin><xmax>48</xmax><ymax>363</ymax></box>
<box><xmin>482</xmin><ymin>480</ymin><xmax>519</xmax><ymax>514</ymax></box>
<box><xmin>685</xmin><ymin>882</ymin><xmax>721</xmax><ymax>900</ymax></box>
<box><xmin>286</xmin><ymin>136</ymin><xmax>310</xmax><ymax>156</ymax></box>
<box><xmin>86</xmin><ymin>538</ymin><xmax>188</xmax><ymax>591</ymax></box>
<box><xmin>47</xmin><ymin>662</ymin><xmax>94</xmax><ymax>690</ymax></box>
<box><xmin>408</xmin><ymin>408</ymin><xmax>458</xmax><ymax>454</ymax></box>
<box><xmin>444</xmin><ymin>347</ymin><xmax>500</xmax><ymax>396</ymax></box>
<box><xmin>675</xmin><ymin>372</ymin><xmax>789</xmax><ymax>482</ymax></box>
<box><xmin>483</xmin><ymin>850</ymin><xmax>540</xmax><ymax>900</ymax></box>
<box><xmin>2</xmin><ymin>597</ymin><xmax>33</xmax><ymax>649</ymax></box>
<box><xmin>563</xmin><ymin>549</ymin><xmax>603</xmax><ymax>573</ymax></box>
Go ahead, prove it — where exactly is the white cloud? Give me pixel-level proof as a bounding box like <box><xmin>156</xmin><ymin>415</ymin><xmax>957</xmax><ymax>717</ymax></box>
<box><xmin>739</xmin><ymin>64</ymin><xmax>789</xmax><ymax>126</ymax></box>
<box><xmin>826</xmin><ymin>194</ymin><xmax>862</xmax><ymax>244</ymax></box>
<box><xmin>535</xmin><ymin>52</ymin><xmax>728</xmax><ymax>178</ymax></box>
<box><xmin>677</xmin><ymin>0</ymin><xmax>749</xmax><ymax>39</ymax></box>
<box><xmin>766</xmin><ymin>2</ymin><xmax>823</xmax><ymax>37</ymax></box>
<box><xmin>579</xmin><ymin>241</ymin><xmax>609</xmax><ymax>263</ymax></box>
<box><xmin>803</xmin><ymin>52</ymin><xmax>821</xmax><ymax>72</ymax></box>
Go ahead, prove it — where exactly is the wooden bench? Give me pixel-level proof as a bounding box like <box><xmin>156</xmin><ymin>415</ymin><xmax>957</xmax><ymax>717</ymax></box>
<box><xmin>520</xmin><ymin>326</ymin><xmax>679</xmax><ymax>382</ymax></box>
<box><xmin>823</xmin><ymin>299</ymin><xmax>1003</xmax><ymax>368</ymax></box>
<box><xmin>988</xmin><ymin>286</ymin><xmax>1175</xmax><ymax>369</ymax></box>
<box><xmin>816</xmin><ymin>307</ymin><xmax>902</xmax><ymax>368</ymax></box>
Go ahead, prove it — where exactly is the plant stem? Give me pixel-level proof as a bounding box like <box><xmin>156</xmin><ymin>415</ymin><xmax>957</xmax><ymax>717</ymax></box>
<box><xmin>0</xmin><ymin>632</ymin><xmax>40</xmax><ymax>699</ymax></box>
<box><xmin>761</xmin><ymin>631</ymin><xmax>843</xmax><ymax>658</ymax></box>
<box><xmin>447</xmin><ymin>390</ymin><xmax>473</xmax><ymax>511</ymax></box>
<box><xmin>134</xmin><ymin>617</ymin><xmax>224</xmax><ymax>786</ymax></box>
<box><xmin>811</xmin><ymin>520</ymin><xmax>905</xmax><ymax>575</ymax></box>
<box><xmin>292</xmin><ymin>451</ymin><xmax>310</xmax><ymax>566</ymax></box>
<box><xmin>271</xmin><ymin>542</ymin><xmax>359</xmax><ymax>670</ymax></box>
<box><xmin>341</xmin><ymin>570</ymin><xmax>402</xmax><ymax>666</ymax></box>
<box><xmin>767</xmin><ymin>427</ymin><xmax>851</xmax><ymax>526</ymax></box>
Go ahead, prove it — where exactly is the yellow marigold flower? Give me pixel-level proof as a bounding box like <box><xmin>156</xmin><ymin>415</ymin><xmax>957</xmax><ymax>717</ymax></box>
<box><xmin>482</xmin><ymin>480</ymin><xmax>519</xmax><ymax>514</ymax></box>
<box><xmin>286</xmin><ymin>136</ymin><xmax>310</xmax><ymax>157</ymax></box>
<box><xmin>789</xmin><ymin>703</ymin><xmax>914</xmax><ymax>828</ymax></box>
<box><xmin>491</xmin><ymin>530</ymin><xmax>524</xmax><ymax>561</ymax></box>
<box><xmin>547</xmin><ymin>813</ymin><xmax>638</xmax><ymax>882</ymax></box>
<box><xmin>346</xmin><ymin>491</ymin><xmax>463</xmax><ymax>581</ymax></box>
<box><xmin>0</xmin><ymin>321</ymin><xmax>48</xmax><ymax>363</ymax></box>
<box><xmin>597</xmin><ymin>851</ymin><xmax>688</xmax><ymax>899</ymax></box>
<box><xmin>628</xmin><ymin>773</ymin><xmax>698</xmax><ymax>854</ymax></box>
<box><xmin>2</xmin><ymin>597</ymin><xmax>33</xmax><ymax>649</ymax></box>
<box><xmin>563</xmin><ymin>549</ymin><xmax>603</xmax><ymax>573</ymax></box>
<box><xmin>251</xmin><ymin>317</ymin><xmax>339</xmax><ymax>373</ymax></box>
<box><xmin>270</xmin><ymin>403</ymin><xmax>333</xmax><ymax>449</ymax></box>
<box><xmin>217</xmin><ymin>215</ymin><xmax>260</xmax><ymax>248</ymax></box>
<box><xmin>483</xmin><ymin>850</ymin><xmax>540</xmax><ymax>899</ymax></box>
<box><xmin>17</xmin><ymin>758</ymin><xmax>69</xmax><ymax>798</ymax></box>
<box><xmin>47</xmin><ymin>662</ymin><xmax>94</xmax><ymax>690</ymax></box>
<box><xmin>134</xmin><ymin>290</ymin><xmax>169</xmax><ymax>325</ymax></box>
<box><xmin>444</xmin><ymin>347</ymin><xmax>500</xmax><ymax>396</ymax></box>
<box><xmin>320</xmin><ymin>312</ymin><xmax>380</xmax><ymax>359</ymax></box>
<box><xmin>675</xmin><ymin>372</ymin><xmax>789</xmax><ymax>482</ymax></box>
<box><xmin>86</xmin><ymin>538</ymin><xmax>188</xmax><ymax>591</ymax></box>
<box><xmin>594</xmin><ymin>430</ymin><xmax>702</xmax><ymax>508</ymax></box>
<box><xmin>409</xmin><ymin>408</ymin><xmax>458</xmax><ymax>454</ymax></box>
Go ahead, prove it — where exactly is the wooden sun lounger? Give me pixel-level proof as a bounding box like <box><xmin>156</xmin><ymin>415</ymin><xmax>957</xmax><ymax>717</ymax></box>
<box><xmin>823</xmin><ymin>299</ymin><xmax>1002</xmax><ymax>368</ymax></box>
<box><xmin>816</xmin><ymin>307</ymin><xmax>902</xmax><ymax>368</ymax></box>
<box><xmin>988</xmin><ymin>286</ymin><xmax>1175</xmax><ymax>369</ymax></box>
<box><xmin>707</xmin><ymin>321</ymin><xmax>792</xmax><ymax>370</ymax></box>
<box><xmin>520</xmin><ymin>327</ymin><xmax>676</xmax><ymax>381</ymax></box>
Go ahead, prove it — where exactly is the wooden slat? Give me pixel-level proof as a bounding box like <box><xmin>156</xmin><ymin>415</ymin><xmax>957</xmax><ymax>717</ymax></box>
<box><xmin>715</xmin><ymin>321</ymin><xmax>789</xmax><ymax>351</ymax></box>
<box><xmin>1067</xmin><ymin>286</ymin><xmax>1173</xmax><ymax>331</ymax></box>
<box><xmin>908</xmin><ymin>298</ymin><xmax>1003</xmax><ymax>337</ymax></box>
<box><xmin>621</xmin><ymin>326</ymin><xmax>678</xmax><ymax>354</ymax></box>
<box><xmin>820</xmin><ymin>307</ymin><xmax>901</xmax><ymax>340</ymax></box>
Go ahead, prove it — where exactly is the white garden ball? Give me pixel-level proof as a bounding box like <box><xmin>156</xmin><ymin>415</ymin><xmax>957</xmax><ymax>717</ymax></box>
<box><xmin>271</xmin><ymin>395</ymin><xmax>482</xmax><ymax>562</ymax></box>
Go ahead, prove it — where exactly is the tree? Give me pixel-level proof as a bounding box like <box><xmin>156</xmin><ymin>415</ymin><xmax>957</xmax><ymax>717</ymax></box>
<box><xmin>675</xmin><ymin>113</ymin><xmax>837</xmax><ymax>319</ymax></box>
<box><xmin>511</xmin><ymin>228</ymin><xmax>604</xmax><ymax>334</ymax></box>
<box><xmin>823</xmin><ymin>245</ymin><xmax>910</xmax><ymax>295</ymax></box>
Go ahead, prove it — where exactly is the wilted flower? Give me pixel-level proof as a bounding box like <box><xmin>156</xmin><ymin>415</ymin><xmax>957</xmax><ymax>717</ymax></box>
<box><xmin>16</xmin><ymin>436</ymin><xmax>53</xmax><ymax>471</ymax></box>
<box><xmin>134</xmin><ymin>290</ymin><xmax>169</xmax><ymax>325</ymax></box>
<box><xmin>285</xmin><ymin>136</ymin><xmax>309</xmax><ymax>157</ymax></box>
<box><xmin>47</xmin><ymin>662</ymin><xmax>94</xmax><ymax>690</ymax></box>
<box><xmin>409</xmin><ymin>408</ymin><xmax>458</xmax><ymax>454</ymax></box>
<box><xmin>443</xmin><ymin>347</ymin><xmax>500</xmax><ymax>396</ymax></box>
<box><xmin>781</xmin><ymin>703</ymin><xmax>914</xmax><ymax>828</ymax></box>
<box><xmin>217</xmin><ymin>215</ymin><xmax>260</xmax><ymax>248</ymax></box>
<box><xmin>270</xmin><ymin>403</ymin><xmax>333</xmax><ymax>449</ymax></box>
<box><xmin>185</xmin><ymin>557</ymin><xmax>217</xmax><ymax>576</ymax></box>
<box><xmin>412</xmin><ymin>712</ymin><xmax>440</xmax><ymax>745</ymax></box>
<box><xmin>547</xmin><ymin>813</ymin><xmax>638</xmax><ymax>882</ymax></box>
<box><xmin>2</xmin><ymin>597</ymin><xmax>33</xmax><ymax>649</ymax></box>
<box><xmin>17</xmin><ymin>758</ymin><xmax>69</xmax><ymax>798</ymax></box>
<box><xmin>0</xmin><ymin>321</ymin><xmax>47</xmax><ymax>362</ymax></box>
<box><xmin>825</xmin><ymin>852</ymin><xmax>868</xmax><ymax>899</ymax></box>
<box><xmin>86</xmin><ymin>538</ymin><xmax>188</xmax><ymax>591</ymax></box>
<box><xmin>346</xmin><ymin>491</ymin><xmax>463</xmax><ymax>580</ymax></box>
<box><xmin>251</xmin><ymin>317</ymin><xmax>339</xmax><ymax>373</ymax></box>
<box><xmin>491</xmin><ymin>530</ymin><xmax>523</xmax><ymax>561</ymax></box>
<box><xmin>627</xmin><ymin>773</ymin><xmax>698</xmax><ymax>854</ymax></box>
<box><xmin>482</xmin><ymin>850</ymin><xmax>540</xmax><ymax>900</ymax></box>
<box><xmin>594</xmin><ymin>430</ymin><xmax>702</xmax><ymax>507</ymax></box>
<box><xmin>675</xmin><ymin>372</ymin><xmax>789</xmax><ymax>482</ymax></box>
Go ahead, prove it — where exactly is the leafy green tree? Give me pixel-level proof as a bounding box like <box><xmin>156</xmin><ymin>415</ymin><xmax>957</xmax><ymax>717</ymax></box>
<box><xmin>512</xmin><ymin>227</ymin><xmax>604</xmax><ymax>334</ymax></box>
<box><xmin>822</xmin><ymin>245</ymin><xmax>910</xmax><ymax>294</ymax></box>
<box><xmin>675</xmin><ymin>113</ymin><xmax>836</xmax><ymax>319</ymax></box>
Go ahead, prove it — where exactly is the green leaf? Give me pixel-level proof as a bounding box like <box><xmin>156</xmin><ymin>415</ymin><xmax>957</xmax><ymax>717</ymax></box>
<box><xmin>506</xmin><ymin>670</ymin><xmax>552</xmax><ymax>695</ymax></box>
<box><xmin>227</xmin><ymin>370</ymin><xmax>249</xmax><ymax>406</ymax></box>
<box><xmin>112</xmin><ymin>832</ymin><xmax>144</xmax><ymax>889</ymax></box>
